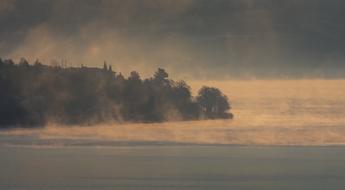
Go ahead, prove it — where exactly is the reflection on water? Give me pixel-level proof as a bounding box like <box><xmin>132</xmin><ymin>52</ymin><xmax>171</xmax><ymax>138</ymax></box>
<box><xmin>1</xmin><ymin>80</ymin><xmax>345</xmax><ymax>146</ymax></box>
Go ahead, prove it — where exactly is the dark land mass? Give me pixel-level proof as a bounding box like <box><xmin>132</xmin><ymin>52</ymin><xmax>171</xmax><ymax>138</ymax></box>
<box><xmin>0</xmin><ymin>58</ymin><xmax>232</xmax><ymax>128</ymax></box>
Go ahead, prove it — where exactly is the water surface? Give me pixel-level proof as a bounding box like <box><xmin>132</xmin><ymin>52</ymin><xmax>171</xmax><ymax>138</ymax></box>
<box><xmin>1</xmin><ymin>145</ymin><xmax>345</xmax><ymax>190</ymax></box>
<box><xmin>1</xmin><ymin>80</ymin><xmax>345</xmax><ymax>189</ymax></box>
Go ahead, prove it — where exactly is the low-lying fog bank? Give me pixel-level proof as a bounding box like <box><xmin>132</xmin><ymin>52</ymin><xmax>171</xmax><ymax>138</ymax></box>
<box><xmin>1</xmin><ymin>80</ymin><xmax>345</xmax><ymax>146</ymax></box>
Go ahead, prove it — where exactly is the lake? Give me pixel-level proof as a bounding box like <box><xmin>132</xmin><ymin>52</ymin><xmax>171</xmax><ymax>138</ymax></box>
<box><xmin>0</xmin><ymin>145</ymin><xmax>345</xmax><ymax>190</ymax></box>
<box><xmin>1</xmin><ymin>80</ymin><xmax>345</xmax><ymax>189</ymax></box>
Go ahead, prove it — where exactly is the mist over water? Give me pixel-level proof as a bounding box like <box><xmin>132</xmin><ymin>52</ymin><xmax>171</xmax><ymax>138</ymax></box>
<box><xmin>1</xmin><ymin>80</ymin><xmax>345</xmax><ymax>146</ymax></box>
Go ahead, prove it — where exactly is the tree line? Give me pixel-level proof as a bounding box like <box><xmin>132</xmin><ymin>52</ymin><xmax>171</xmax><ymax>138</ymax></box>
<box><xmin>0</xmin><ymin>58</ymin><xmax>233</xmax><ymax>128</ymax></box>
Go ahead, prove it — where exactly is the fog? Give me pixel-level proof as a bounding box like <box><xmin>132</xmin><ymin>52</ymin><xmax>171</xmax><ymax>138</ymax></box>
<box><xmin>2</xmin><ymin>1</ymin><xmax>345</xmax><ymax>145</ymax></box>
<box><xmin>2</xmin><ymin>0</ymin><xmax>345</xmax><ymax>79</ymax></box>
<box><xmin>1</xmin><ymin>80</ymin><xmax>345</xmax><ymax>146</ymax></box>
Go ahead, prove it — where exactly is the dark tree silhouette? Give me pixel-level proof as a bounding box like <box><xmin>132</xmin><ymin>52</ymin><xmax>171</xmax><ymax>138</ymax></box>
<box><xmin>19</xmin><ymin>58</ymin><xmax>29</xmax><ymax>67</ymax></box>
<box><xmin>103</xmin><ymin>61</ymin><xmax>108</xmax><ymax>71</ymax></box>
<box><xmin>197</xmin><ymin>86</ymin><xmax>233</xmax><ymax>119</ymax></box>
<box><xmin>154</xmin><ymin>68</ymin><xmax>169</xmax><ymax>83</ymax></box>
<box><xmin>128</xmin><ymin>71</ymin><xmax>140</xmax><ymax>81</ymax></box>
<box><xmin>0</xmin><ymin>58</ymin><xmax>233</xmax><ymax>128</ymax></box>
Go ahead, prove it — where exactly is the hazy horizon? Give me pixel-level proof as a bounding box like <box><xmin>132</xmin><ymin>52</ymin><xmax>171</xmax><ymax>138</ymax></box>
<box><xmin>1</xmin><ymin>0</ymin><xmax>345</xmax><ymax>79</ymax></box>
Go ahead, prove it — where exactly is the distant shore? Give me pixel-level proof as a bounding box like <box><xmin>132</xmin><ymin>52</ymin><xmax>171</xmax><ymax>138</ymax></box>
<box><xmin>0</xmin><ymin>58</ymin><xmax>232</xmax><ymax>128</ymax></box>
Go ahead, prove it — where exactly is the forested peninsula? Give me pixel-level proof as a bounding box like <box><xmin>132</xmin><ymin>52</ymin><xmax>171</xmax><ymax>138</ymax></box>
<box><xmin>0</xmin><ymin>58</ymin><xmax>232</xmax><ymax>128</ymax></box>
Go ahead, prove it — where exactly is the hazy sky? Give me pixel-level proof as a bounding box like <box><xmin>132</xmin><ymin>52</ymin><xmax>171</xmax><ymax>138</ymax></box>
<box><xmin>1</xmin><ymin>0</ymin><xmax>345</xmax><ymax>79</ymax></box>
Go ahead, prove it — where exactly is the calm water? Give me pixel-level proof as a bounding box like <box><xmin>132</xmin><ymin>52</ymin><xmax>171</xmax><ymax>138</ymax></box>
<box><xmin>1</xmin><ymin>80</ymin><xmax>345</xmax><ymax>189</ymax></box>
<box><xmin>1</xmin><ymin>145</ymin><xmax>345</xmax><ymax>190</ymax></box>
